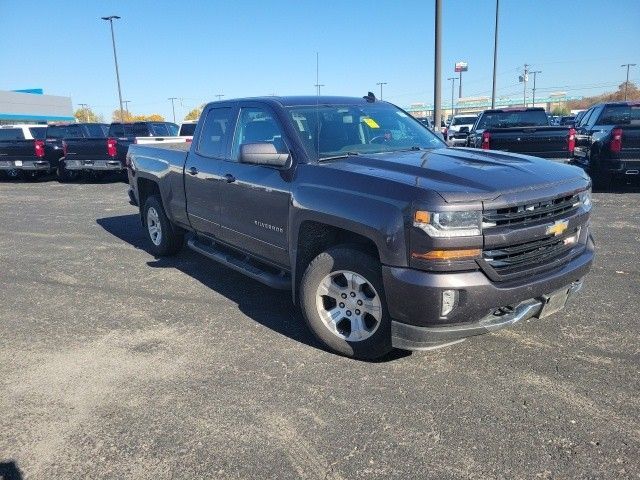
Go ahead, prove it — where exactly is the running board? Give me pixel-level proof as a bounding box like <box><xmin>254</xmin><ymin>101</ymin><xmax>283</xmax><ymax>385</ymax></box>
<box><xmin>187</xmin><ymin>237</ymin><xmax>291</xmax><ymax>290</ymax></box>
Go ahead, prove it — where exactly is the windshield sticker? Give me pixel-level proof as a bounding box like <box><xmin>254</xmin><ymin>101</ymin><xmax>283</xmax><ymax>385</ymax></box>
<box><xmin>362</xmin><ymin>117</ymin><xmax>380</xmax><ymax>129</ymax></box>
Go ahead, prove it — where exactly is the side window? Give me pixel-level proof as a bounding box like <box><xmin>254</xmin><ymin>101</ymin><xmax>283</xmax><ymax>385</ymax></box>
<box><xmin>577</xmin><ymin>109</ymin><xmax>592</xmax><ymax>128</ymax></box>
<box><xmin>231</xmin><ymin>106</ymin><xmax>287</xmax><ymax>161</ymax></box>
<box><xmin>587</xmin><ymin>107</ymin><xmax>603</xmax><ymax>127</ymax></box>
<box><xmin>197</xmin><ymin>107</ymin><xmax>234</xmax><ymax>159</ymax></box>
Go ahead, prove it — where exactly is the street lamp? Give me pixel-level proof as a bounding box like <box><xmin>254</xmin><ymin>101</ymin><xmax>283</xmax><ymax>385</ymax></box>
<box><xmin>621</xmin><ymin>64</ymin><xmax>637</xmax><ymax>101</ymax></box>
<box><xmin>447</xmin><ymin>77</ymin><xmax>457</xmax><ymax>116</ymax></box>
<box><xmin>123</xmin><ymin>100</ymin><xmax>131</xmax><ymax>116</ymax></box>
<box><xmin>376</xmin><ymin>82</ymin><xmax>388</xmax><ymax>100</ymax></box>
<box><xmin>101</xmin><ymin>15</ymin><xmax>124</xmax><ymax>122</ymax></box>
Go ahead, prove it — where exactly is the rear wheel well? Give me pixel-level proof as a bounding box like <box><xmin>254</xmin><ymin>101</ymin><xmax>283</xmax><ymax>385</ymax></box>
<box><xmin>137</xmin><ymin>178</ymin><xmax>161</xmax><ymax>214</ymax></box>
<box><xmin>295</xmin><ymin>221</ymin><xmax>380</xmax><ymax>293</ymax></box>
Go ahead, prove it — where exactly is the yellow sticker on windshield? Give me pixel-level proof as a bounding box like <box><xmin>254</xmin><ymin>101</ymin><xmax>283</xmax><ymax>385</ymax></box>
<box><xmin>362</xmin><ymin>117</ymin><xmax>380</xmax><ymax>129</ymax></box>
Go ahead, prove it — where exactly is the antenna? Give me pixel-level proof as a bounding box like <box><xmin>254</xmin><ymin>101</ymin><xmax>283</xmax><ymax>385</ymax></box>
<box><xmin>314</xmin><ymin>52</ymin><xmax>325</xmax><ymax>96</ymax></box>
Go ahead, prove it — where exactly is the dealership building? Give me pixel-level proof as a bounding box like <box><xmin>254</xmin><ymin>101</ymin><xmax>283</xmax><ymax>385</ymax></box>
<box><xmin>0</xmin><ymin>88</ymin><xmax>74</xmax><ymax>125</ymax></box>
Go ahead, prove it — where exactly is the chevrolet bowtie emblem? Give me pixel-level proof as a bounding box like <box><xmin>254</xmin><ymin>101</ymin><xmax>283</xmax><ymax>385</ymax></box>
<box><xmin>546</xmin><ymin>220</ymin><xmax>569</xmax><ymax>236</ymax></box>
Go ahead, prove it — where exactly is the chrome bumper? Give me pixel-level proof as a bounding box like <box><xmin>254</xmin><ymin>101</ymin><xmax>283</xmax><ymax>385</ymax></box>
<box><xmin>0</xmin><ymin>160</ymin><xmax>50</xmax><ymax>170</ymax></box>
<box><xmin>64</xmin><ymin>159</ymin><xmax>123</xmax><ymax>171</ymax></box>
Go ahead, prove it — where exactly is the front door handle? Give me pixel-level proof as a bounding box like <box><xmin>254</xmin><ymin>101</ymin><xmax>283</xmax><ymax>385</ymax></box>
<box><xmin>224</xmin><ymin>173</ymin><xmax>236</xmax><ymax>183</ymax></box>
<box><xmin>188</xmin><ymin>166</ymin><xmax>198</xmax><ymax>176</ymax></box>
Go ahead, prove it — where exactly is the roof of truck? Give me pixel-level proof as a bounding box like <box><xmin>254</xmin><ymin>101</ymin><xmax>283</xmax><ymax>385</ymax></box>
<box><xmin>207</xmin><ymin>96</ymin><xmax>384</xmax><ymax>108</ymax></box>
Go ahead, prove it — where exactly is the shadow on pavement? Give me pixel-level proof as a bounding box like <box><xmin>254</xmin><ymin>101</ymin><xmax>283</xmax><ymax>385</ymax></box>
<box><xmin>97</xmin><ymin>213</ymin><xmax>409</xmax><ymax>362</ymax></box>
<box><xmin>0</xmin><ymin>461</ymin><xmax>24</xmax><ymax>480</ymax></box>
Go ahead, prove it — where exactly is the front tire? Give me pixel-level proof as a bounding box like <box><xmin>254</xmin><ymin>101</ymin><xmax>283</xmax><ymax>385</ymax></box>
<box><xmin>300</xmin><ymin>246</ymin><xmax>392</xmax><ymax>360</ymax></box>
<box><xmin>143</xmin><ymin>195</ymin><xmax>183</xmax><ymax>256</ymax></box>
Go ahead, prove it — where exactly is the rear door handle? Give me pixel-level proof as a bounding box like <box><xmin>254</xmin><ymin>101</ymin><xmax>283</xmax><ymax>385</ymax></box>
<box><xmin>224</xmin><ymin>173</ymin><xmax>236</xmax><ymax>183</ymax></box>
<box><xmin>188</xmin><ymin>166</ymin><xmax>198</xmax><ymax>175</ymax></box>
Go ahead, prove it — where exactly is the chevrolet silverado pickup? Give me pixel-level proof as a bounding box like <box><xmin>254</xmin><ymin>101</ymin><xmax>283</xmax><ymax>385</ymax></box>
<box><xmin>61</xmin><ymin>121</ymin><xmax>185</xmax><ymax>180</ymax></box>
<box><xmin>127</xmin><ymin>95</ymin><xmax>594</xmax><ymax>360</ymax></box>
<box><xmin>0</xmin><ymin>124</ymin><xmax>47</xmax><ymax>179</ymax></box>
<box><xmin>467</xmin><ymin>107</ymin><xmax>575</xmax><ymax>162</ymax></box>
<box><xmin>572</xmin><ymin>101</ymin><xmax>640</xmax><ymax>189</ymax></box>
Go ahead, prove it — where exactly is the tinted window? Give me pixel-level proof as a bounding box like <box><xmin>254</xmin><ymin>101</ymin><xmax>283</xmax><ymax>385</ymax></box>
<box><xmin>232</xmin><ymin>107</ymin><xmax>287</xmax><ymax>161</ymax></box>
<box><xmin>197</xmin><ymin>108</ymin><xmax>234</xmax><ymax>158</ymax></box>
<box><xmin>166</xmin><ymin>123</ymin><xmax>179</xmax><ymax>135</ymax></box>
<box><xmin>65</xmin><ymin>125</ymin><xmax>83</xmax><ymax>137</ymax></box>
<box><xmin>85</xmin><ymin>124</ymin><xmax>109</xmax><ymax>137</ymax></box>
<box><xmin>476</xmin><ymin>110</ymin><xmax>549</xmax><ymax>129</ymax></box>
<box><xmin>597</xmin><ymin>105</ymin><xmax>640</xmax><ymax>126</ymax></box>
<box><xmin>0</xmin><ymin>129</ymin><xmax>25</xmax><ymax>140</ymax></box>
<box><xmin>29</xmin><ymin>127</ymin><xmax>47</xmax><ymax>139</ymax></box>
<box><xmin>149</xmin><ymin>123</ymin><xmax>171</xmax><ymax>136</ymax></box>
<box><xmin>130</xmin><ymin>124</ymin><xmax>151</xmax><ymax>137</ymax></box>
<box><xmin>109</xmin><ymin>124</ymin><xmax>125</xmax><ymax>137</ymax></box>
<box><xmin>179</xmin><ymin>123</ymin><xmax>197</xmax><ymax>136</ymax></box>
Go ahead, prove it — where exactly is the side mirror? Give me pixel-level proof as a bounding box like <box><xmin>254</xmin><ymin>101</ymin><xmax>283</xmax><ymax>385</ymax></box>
<box><xmin>240</xmin><ymin>142</ymin><xmax>290</xmax><ymax>167</ymax></box>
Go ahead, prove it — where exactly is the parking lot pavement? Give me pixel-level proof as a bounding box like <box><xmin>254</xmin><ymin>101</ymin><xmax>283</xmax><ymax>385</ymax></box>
<box><xmin>0</xmin><ymin>179</ymin><xmax>638</xmax><ymax>479</ymax></box>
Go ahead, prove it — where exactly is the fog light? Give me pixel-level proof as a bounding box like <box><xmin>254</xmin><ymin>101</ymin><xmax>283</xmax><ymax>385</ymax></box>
<box><xmin>441</xmin><ymin>290</ymin><xmax>458</xmax><ymax>317</ymax></box>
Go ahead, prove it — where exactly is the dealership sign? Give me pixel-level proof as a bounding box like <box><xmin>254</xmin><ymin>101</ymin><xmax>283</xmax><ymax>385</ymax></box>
<box><xmin>455</xmin><ymin>62</ymin><xmax>468</xmax><ymax>72</ymax></box>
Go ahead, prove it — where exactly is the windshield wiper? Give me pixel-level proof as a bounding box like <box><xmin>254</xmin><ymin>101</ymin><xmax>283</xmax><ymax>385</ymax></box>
<box><xmin>318</xmin><ymin>152</ymin><xmax>361</xmax><ymax>162</ymax></box>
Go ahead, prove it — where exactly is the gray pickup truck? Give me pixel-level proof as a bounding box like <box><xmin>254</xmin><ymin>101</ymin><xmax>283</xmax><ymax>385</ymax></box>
<box><xmin>126</xmin><ymin>95</ymin><xmax>594</xmax><ymax>359</ymax></box>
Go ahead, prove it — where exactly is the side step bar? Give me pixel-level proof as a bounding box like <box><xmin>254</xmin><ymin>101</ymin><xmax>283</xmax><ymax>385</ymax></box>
<box><xmin>187</xmin><ymin>237</ymin><xmax>291</xmax><ymax>290</ymax></box>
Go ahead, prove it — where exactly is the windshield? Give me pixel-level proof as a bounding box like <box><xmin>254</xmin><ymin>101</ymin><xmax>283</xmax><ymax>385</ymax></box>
<box><xmin>287</xmin><ymin>103</ymin><xmax>444</xmax><ymax>159</ymax></box>
<box><xmin>477</xmin><ymin>110</ymin><xmax>549</xmax><ymax>129</ymax></box>
<box><xmin>451</xmin><ymin>116</ymin><xmax>476</xmax><ymax>126</ymax></box>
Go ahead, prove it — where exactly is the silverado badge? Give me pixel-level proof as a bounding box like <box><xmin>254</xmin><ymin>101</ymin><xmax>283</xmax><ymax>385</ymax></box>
<box><xmin>546</xmin><ymin>220</ymin><xmax>569</xmax><ymax>236</ymax></box>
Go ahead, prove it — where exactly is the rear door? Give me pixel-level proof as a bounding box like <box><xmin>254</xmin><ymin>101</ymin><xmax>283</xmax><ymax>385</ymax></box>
<box><xmin>184</xmin><ymin>105</ymin><xmax>237</xmax><ymax>237</ymax></box>
<box><xmin>216</xmin><ymin>103</ymin><xmax>294</xmax><ymax>267</ymax></box>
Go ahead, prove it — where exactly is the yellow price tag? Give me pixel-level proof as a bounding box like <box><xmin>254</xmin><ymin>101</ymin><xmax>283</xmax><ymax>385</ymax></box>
<box><xmin>362</xmin><ymin>117</ymin><xmax>380</xmax><ymax>129</ymax></box>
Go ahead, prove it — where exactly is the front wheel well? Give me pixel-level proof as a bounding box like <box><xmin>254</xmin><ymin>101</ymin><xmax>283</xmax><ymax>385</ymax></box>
<box><xmin>295</xmin><ymin>221</ymin><xmax>380</xmax><ymax>295</ymax></box>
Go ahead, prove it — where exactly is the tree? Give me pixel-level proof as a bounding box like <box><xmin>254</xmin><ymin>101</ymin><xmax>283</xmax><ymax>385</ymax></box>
<box><xmin>112</xmin><ymin>109</ymin><xmax>133</xmax><ymax>122</ymax></box>
<box><xmin>551</xmin><ymin>106</ymin><xmax>570</xmax><ymax>116</ymax></box>
<box><xmin>184</xmin><ymin>105</ymin><xmax>203</xmax><ymax>121</ymax></box>
<box><xmin>74</xmin><ymin>106</ymin><xmax>103</xmax><ymax>123</ymax></box>
<box><xmin>567</xmin><ymin>82</ymin><xmax>639</xmax><ymax>110</ymax></box>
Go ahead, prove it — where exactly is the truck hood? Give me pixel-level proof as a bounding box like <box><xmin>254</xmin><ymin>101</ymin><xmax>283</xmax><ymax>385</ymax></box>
<box><xmin>320</xmin><ymin>147</ymin><xmax>589</xmax><ymax>203</ymax></box>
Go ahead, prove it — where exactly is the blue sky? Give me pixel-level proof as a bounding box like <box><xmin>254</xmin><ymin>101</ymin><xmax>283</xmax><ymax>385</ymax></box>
<box><xmin>1</xmin><ymin>0</ymin><xmax>638</xmax><ymax>121</ymax></box>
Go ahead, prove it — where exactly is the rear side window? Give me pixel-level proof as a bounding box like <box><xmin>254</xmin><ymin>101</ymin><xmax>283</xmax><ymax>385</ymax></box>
<box><xmin>150</xmin><ymin>123</ymin><xmax>171</xmax><ymax>136</ymax></box>
<box><xmin>180</xmin><ymin>123</ymin><xmax>197</xmax><ymax>136</ymax></box>
<box><xmin>0</xmin><ymin>129</ymin><xmax>25</xmax><ymax>140</ymax></box>
<box><xmin>29</xmin><ymin>127</ymin><xmax>47</xmax><ymax>139</ymax></box>
<box><xmin>197</xmin><ymin>108</ymin><xmax>234</xmax><ymax>159</ymax></box>
<box><xmin>597</xmin><ymin>105</ymin><xmax>640</xmax><ymax>126</ymax></box>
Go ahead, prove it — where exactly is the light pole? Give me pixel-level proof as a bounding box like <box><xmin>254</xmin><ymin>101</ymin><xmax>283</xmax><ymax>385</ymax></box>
<box><xmin>101</xmin><ymin>15</ymin><xmax>124</xmax><ymax>122</ymax></box>
<box><xmin>376</xmin><ymin>82</ymin><xmax>388</xmax><ymax>100</ymax></box>
<box><xmin>168</xmin><ymin>97</ymin><xmax>177</xmax><ymax>122</ymax></box>
<box><xmin>122</xmin><ymin>100</ymin><xmax>131</xmax><ymax>117</ymax></box>
<box><xmin>621</xmin><ymin>63</ymin><xmax>637</xmax><ymax>101</ymax></box>
<box><xmin>433</xmin><ymin>0</ymin><xmax>442</xmax><ymax>129</ymax></box>
<box><xmin>491</xmin><ymin>0</ymin><xmax>500</xmax><ymax>108</ymax></box>
<box><xmin>531</xmin><ymin>71</ymin><xmax>542</xmax><ymax>107</ymax></box>
<box><xmin>447</xmin><ymin>77</ymin><xmax>457</xmax><ymax>116</ymax></box>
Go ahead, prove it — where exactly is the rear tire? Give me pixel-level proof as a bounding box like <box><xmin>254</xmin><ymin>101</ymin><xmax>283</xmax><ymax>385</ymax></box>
<box><xmin>5</xmin><ymin>169</ymin><xmax>22</xmax><ymax>181</ymax></box>
<box><xmin>57</xmin><ymin>161</ymin><xmax>79</xmax><ymax>183</ymax></box>
<box><xmin>300</xmin><ymin>246</ymin><xmax>392</xmax><ymax>360</ymax></box>
<box><xmin>143</xmin><ymin>195</ymin><xmax>183</xmax><ymax>256</ymax></box>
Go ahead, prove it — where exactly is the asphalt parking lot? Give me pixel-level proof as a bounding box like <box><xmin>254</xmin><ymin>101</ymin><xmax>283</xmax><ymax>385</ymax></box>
<box><xmin>0</xmin><ymin>178</ymin><xmax>638</xmax><ymax>479</ymax></box>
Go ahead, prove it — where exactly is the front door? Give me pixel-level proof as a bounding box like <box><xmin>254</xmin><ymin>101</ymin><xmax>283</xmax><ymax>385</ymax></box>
<box><xmin>184</xmin><ymin>105</ymin><xmax>236</xmax><ymax>237</ymax></box>
<box><xmin>216</xmin><ymin>104</ymin><xmax>294</xmax><ymax>268</ymax></box>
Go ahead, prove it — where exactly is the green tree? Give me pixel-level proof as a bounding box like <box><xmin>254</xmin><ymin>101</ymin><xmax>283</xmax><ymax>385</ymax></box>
<box><xmin>551</xmin><ymin>106</ymin><xmax>570</xmax><ymax>116</ymax></box>
<box><xmin>74</xmin><ymin>106</ymin><xmax>102</xmax><ymax>123</ymax></box>
<box><xmin>184</xmin><ymin>105</ymin><xmax>203</xmax><ymax>121</ymax></box>
<box><xmin>131</xmin><ymin>113</ymin><xmax>165</xmax><ymax>121</ymax></box>
<box><xmin>112</xmin><ymin>109</ymin><xmax>133</xmax><ymax>122</ymax></box>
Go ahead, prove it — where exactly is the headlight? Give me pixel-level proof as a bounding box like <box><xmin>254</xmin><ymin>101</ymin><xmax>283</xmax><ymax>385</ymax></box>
<box><xmin>414</xmin><ymin>210</ymin><xmax>482</xmax><ymax>237</ymax></box>
<box><xmin>578</xmin><ymin>189</ymin><xmax>592</xmax><ymax>212</ymax></box>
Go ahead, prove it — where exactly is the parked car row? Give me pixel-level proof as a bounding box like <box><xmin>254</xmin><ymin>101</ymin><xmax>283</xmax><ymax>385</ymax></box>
<box><xmin>0</xmin><ymin>120</ymin><xmax>193</xmax><ymax>181</ymax></box>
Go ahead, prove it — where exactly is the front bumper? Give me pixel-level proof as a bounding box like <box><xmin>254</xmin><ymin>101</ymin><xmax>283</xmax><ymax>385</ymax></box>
<box><xmin>0</xmin><ymin>160</ymin><xmax>50</xmax><ymax>170</ymax></box>
<box><xmin>63</xmin><ymin>158</ymin><xmax>124</xmax><ymax>171</ymax></box>
<box><xmin>384</xmin><ymin>234</ymin><xmax>594</xmax><ymax>350</ymax></box>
